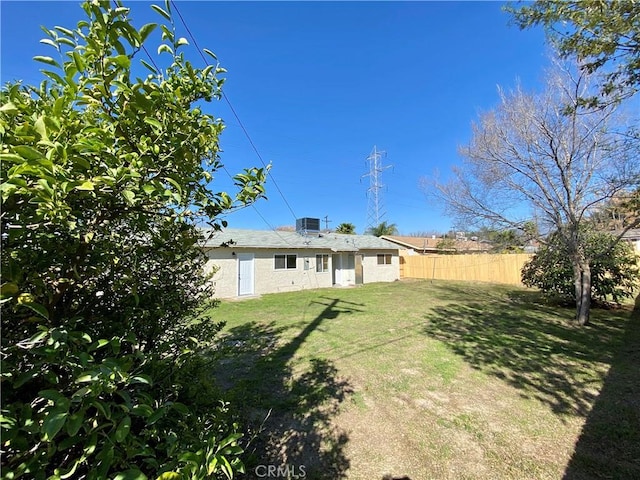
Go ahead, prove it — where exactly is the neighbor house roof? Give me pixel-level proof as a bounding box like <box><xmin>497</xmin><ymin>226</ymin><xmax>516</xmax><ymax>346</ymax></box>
<box><xmin>381</xmin><ymin>235</ymin><xmax>492</xmax><ymax>253</ymax></box>
<box><xmin>203</xmin><ymin>228</ymin><xmax>400</xmax><ymax>252</ymax></box>
<box><xmin>381</xmin><ymin>236</ymin><xmax>441</xmax><ymax>251</ymax></box>
<box><xmin>621</xmin><ymin>229</ymin><xmax>640</xmax><ymax>241</ymax></box>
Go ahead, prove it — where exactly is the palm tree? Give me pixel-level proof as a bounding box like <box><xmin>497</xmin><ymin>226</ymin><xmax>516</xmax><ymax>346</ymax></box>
<box><xmin>366</xmin><ymin>221</ymin><xmax>398</xmax><ymax>237</ymax></box>
<box><xmin>335</xmin><ymin>222</ymin><xmax>356</xmax><ymax>234</ymax></box>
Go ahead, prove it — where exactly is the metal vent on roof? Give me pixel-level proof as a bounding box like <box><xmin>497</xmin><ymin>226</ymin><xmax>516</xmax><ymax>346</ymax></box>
<box><xmin>296</xmin><ymin>217</ymin><xmax>321</xmax><ymax>234</ymax></box>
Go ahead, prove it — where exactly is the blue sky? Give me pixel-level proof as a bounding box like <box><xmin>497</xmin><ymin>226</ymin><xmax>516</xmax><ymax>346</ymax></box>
<box><xmin>1</xmin><ymin>1</ymin><xmax>550</xmax><ymax>234</ymax></box>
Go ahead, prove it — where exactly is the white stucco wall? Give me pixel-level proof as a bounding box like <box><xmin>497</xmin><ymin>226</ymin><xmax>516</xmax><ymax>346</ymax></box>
<box><xmin>203</xmin><ymin>248</ymin><xmax>238</xmax><ymax>299</ymax></box>
<box><xmin>205</xmin><ymin>248</ymin><xmax>335</xmax><ymax>297</ymax></box>
<box><xmin>361</xmin><ymin>250</ymin><xmax>400</xmax><ymax>283</ymax></box>
<box><xmin>204</xmin><ymin>247</ymin><xmax>400</xmax><ymax>298</ymax></box>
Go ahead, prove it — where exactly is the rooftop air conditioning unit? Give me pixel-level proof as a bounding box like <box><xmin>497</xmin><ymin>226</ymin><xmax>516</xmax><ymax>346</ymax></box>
<box><xmin>296</xmin><ymin>217</ymin><xmax>320</xmax><ymax>234</ymax></box>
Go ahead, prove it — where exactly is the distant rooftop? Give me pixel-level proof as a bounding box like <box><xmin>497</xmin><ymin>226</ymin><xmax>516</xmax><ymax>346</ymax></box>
<box><xmin>620</xmin><ymin>229</ymin><xmax>640</xmax><ymax>240</ymax></box>
<box><xmin>381</xmin><ymin>235</ymin><xmax>492</xmax><ymax>252</ymax></box>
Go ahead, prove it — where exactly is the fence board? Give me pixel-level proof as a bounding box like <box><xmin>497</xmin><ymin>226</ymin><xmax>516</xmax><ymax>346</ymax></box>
<box><xmin>400</xmin><ymin>253</ymin><xmax>533</xmax><ymax>286</ymax></box>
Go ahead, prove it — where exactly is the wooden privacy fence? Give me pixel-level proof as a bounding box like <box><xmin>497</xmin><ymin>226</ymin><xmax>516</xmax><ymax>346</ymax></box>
<box><xmin>400</xmin><ymin>253</ymin><xmax>533</xmax><ymax>286</ymax></box>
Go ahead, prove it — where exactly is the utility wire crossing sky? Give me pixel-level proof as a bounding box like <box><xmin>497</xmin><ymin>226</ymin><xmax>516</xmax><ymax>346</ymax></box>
<box><xmin>1</xmin><ymin>1</ymin><xmax>551</xmax><ymax>234</ymax></box>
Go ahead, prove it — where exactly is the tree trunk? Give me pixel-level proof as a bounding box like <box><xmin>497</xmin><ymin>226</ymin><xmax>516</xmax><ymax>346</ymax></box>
<box><xmin>573</xmin><ymin>259</ymin><xmax>592</xmax><ymax>326</ymax></box>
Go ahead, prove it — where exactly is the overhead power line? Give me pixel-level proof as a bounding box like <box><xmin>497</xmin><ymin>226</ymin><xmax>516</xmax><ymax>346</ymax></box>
<box><xmin>169</xmin><ymin>0</ymin><xmax>298</xmax><ymax>222</ymax></box>
<box><xmin>111</xmin><ymin>2</ymin><xmax>304</xmax><ymax>266</ymax></box>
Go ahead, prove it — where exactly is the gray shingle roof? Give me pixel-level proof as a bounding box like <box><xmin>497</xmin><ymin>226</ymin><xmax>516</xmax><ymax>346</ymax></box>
<box><xmin>202</xmin><ymin>228</ymin><xmax>400</xmax><ymax>252</ymax></box>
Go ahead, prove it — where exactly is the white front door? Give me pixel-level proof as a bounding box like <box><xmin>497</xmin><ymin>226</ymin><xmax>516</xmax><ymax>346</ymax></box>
<box><xmin>238</xmin><ymin>254</ymin><xmax>255</xmax><ymax>296</ymax></box>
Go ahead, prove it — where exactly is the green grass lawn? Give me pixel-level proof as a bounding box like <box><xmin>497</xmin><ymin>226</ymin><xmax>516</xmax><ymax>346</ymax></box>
<box><xmin>208</xmin><ymin>280</ymin><xmax>640</xmax><ymax>480</ymax></box>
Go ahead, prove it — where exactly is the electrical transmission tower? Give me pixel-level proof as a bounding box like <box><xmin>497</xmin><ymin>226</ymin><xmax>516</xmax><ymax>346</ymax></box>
<box><xmin>362</xmin><ymin>145</ymin><xmax>392</xmax><ymax>231</ymax></box>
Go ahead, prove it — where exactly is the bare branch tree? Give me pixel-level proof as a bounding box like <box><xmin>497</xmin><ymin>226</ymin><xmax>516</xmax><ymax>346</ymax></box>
<box><xmin>425</xmin><ymin>58</ymin><xmax>639</xmax><ymax>326</ymax></box>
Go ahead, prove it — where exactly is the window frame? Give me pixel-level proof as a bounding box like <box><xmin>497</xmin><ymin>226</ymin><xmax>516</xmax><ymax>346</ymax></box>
<box><xmin>377</xmin><ymin>253</ymin><xmax>392</xmax><ymax>265</ymax></box>
<box><xmin>274</xmin><ymin>253</ymin><xmax>298</xmax><ymax>270</ymax></box>
<box><xmin>316</xmin><ymin>254</ymin><xmax>329</xmax><ymax>273</ymax></box>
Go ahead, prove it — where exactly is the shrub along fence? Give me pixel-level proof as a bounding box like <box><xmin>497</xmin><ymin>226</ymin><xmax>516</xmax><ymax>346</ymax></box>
<box><xmin>400</xmin><ymin>253</ymin><xmax>533</xmax><ymax>286</ymax></box>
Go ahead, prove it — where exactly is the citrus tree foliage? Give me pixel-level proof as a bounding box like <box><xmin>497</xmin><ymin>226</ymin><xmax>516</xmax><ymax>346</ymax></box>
<box><xmin>508</xmin><ymin>0</ymin><xmax>640</xmax><ymax>105</ymax></box>
<box><xmin>1</xmin><ymin>1</ymin><xmax>266</xmax><ymax>478</ymax></box>
<box><xmin>522</xmin><ymin>229</ymin><xmax>639</xmax><ymax>304</ymax></box>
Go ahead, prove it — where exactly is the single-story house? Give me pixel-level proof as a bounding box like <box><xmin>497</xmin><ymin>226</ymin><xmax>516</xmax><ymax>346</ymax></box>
<box><xmin>380</xmin><ymin>235</ymin><xmax>492</xmax><ymax>254</ymax></box>
<box><xmin>203</xmin><ymin>227</ymin><xmax>400</xmax><ymax>298</ymax></box>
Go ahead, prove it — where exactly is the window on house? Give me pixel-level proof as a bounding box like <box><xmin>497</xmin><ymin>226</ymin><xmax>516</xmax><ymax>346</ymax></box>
<box><xmin>316</xmin><ymin>254</ymin><xmax>329</xmax><ymax>272</ymax></box>
<box><xmin>275</xmin><ymin>254</ymin><xmax>297</xmax><ymax>270</ymax></box>
<box><xmin>377</xmin><ymin>253</ymin><xmax>392</xmax><ymax>265</ymax></box>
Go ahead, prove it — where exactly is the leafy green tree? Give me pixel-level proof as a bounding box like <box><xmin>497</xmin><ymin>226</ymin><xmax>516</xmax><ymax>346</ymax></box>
<box><xmin>479</xmin><ymin>223</ymin><xmax>537</xmax><ymax>253</ymax></box>
<box><xmin>522</xmin><ymin>229</ymin><xmax>639</xmax><ymax>304</ymax></box>
<box><xmin>591</xmin><ymin>187</ymin><xmax>640</xmax><ymax>231</ymax></box>
<box><xmin>490</xmin><ymin>230</ymin><xmax>523</xmax><ymax>253</ymax></box>
<box><xmin>1</xmin><ymin>1</ymin><xmax>266</xmax><ymax>478</ymax></box>
<box><xmin>366</xmin><ymin>221</ymin><xmax>398</xmax><ymax>237</ymax></box>
<box><xmin>435</xmin><ymin>237</ymin><xmax>457</xmax><ymax>254</ymax></box>
<box><xmin>508</xmin><ymin>0</ymin><xmax>640</xmax><ymax>106</ymax></box>
<box><xmin>335</xmin><ymin>222</ymin><xmax>356</xmax><ymax>234</ymax></box>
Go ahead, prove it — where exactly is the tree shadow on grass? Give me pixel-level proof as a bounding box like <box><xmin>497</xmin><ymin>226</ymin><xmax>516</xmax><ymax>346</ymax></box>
<box><xmin>422</xmin><ymin>284</ymin><xmax>631</xmax><ymax>418</ymax></box>
<box><xmin>212</xmin><ymin>298</ymin><xmax>361</xmax><ymax>479</ymax></box>
<box><xmin>562</xmin><ymin>293</ymin><xmax>640</xmax><ymax>479</ymax></box>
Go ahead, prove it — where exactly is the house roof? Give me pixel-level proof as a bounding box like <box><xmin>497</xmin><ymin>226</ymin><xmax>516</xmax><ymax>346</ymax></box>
<box><xmin>381</xmin><ymin>235</ymin><xmax>492</xmax><ymax>252</ymax></box>
<box><xmin>381</xmin><ymin>236</ymin><xmax>441</xmax><ymax>250</ymax></box>
<box><xmin>621</xmin><ymin>229</ymin><xmax>640</xmax><ymax>240</ymax></box>
<box><xmin>203</xmin><ymin>228</ymin><xmax>400</xmax><ymax>252</ymax></box>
